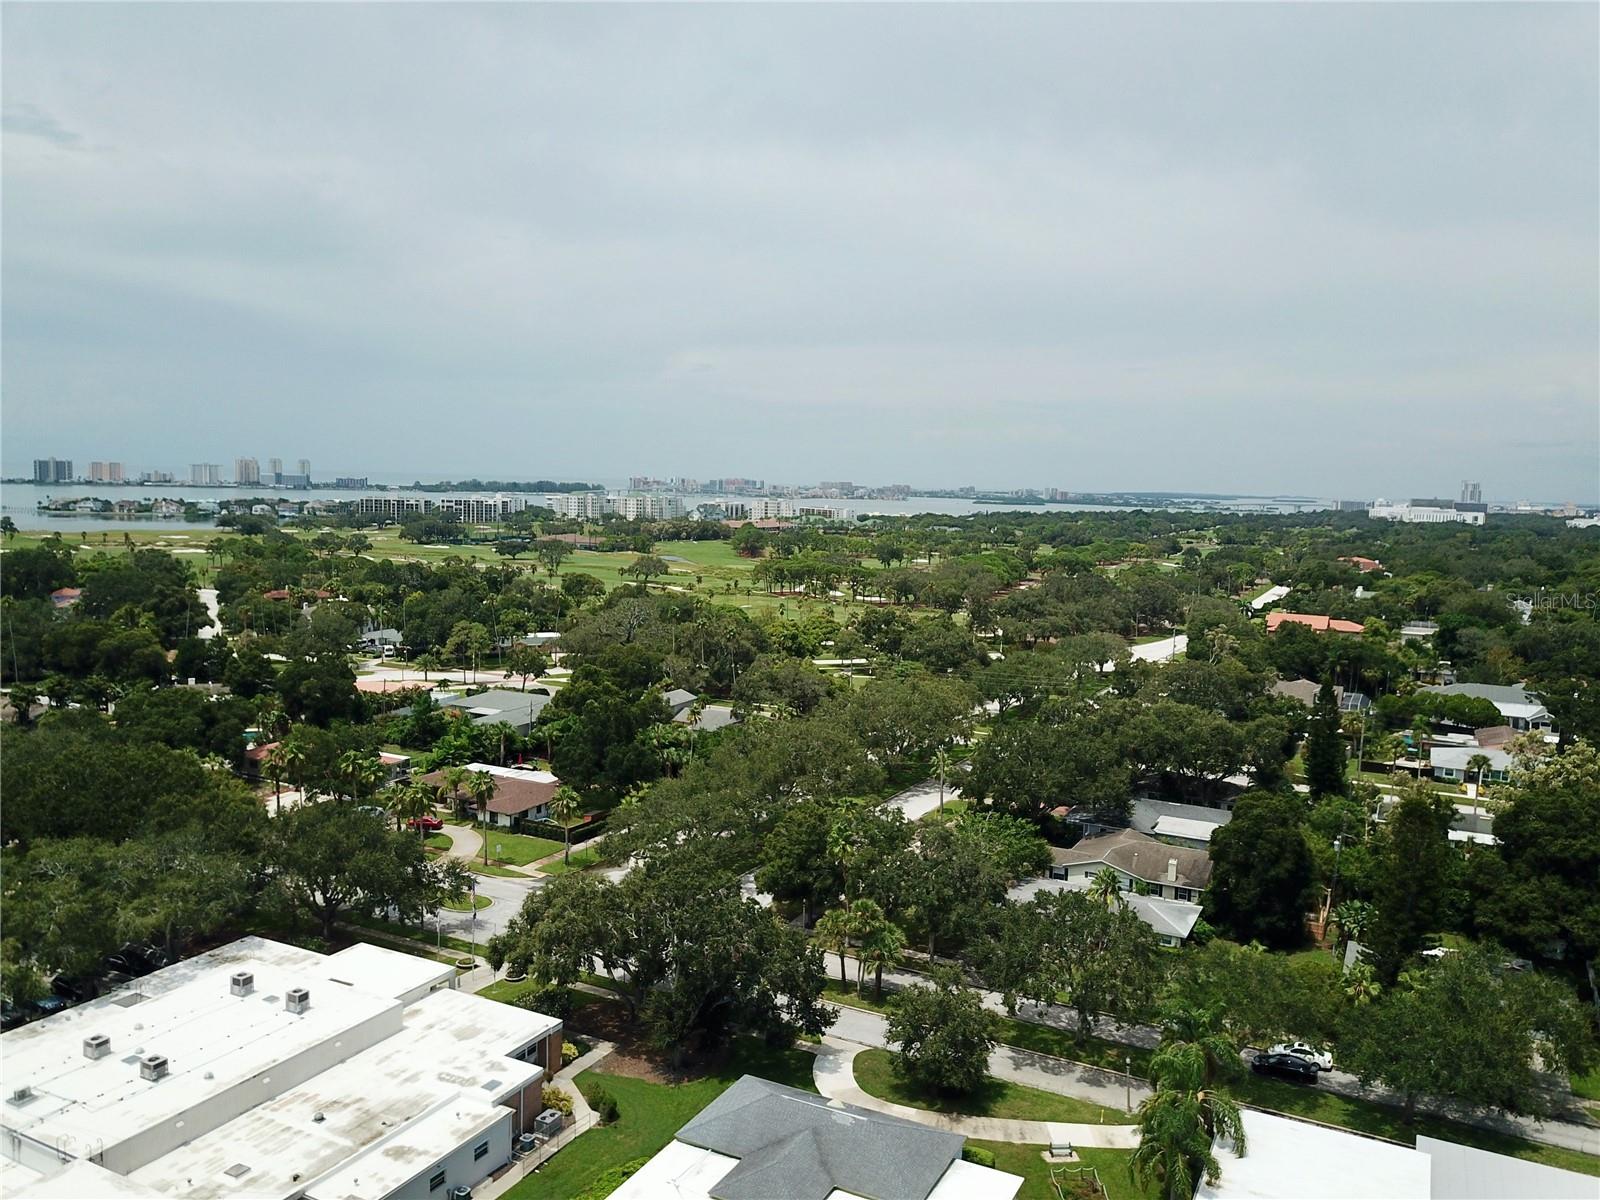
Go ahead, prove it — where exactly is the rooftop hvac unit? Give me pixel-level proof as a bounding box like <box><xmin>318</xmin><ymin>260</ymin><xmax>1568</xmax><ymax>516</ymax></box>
<box><xmin>230</xmin><ymin>971</ymin><xmax>255</xmax><ymax>996</ymax></box>
<box><xmin>447</xmin><ymin>1188</ymin><xmax>472</xmax><ymax>1200</ymax></box>
<box><xmin>83</xmin><ymin>1034</ymin><xmax>112</xmax><ymax>1060</ymax></box>
<box><xmin>533</xmin><ymin>1109</ymin><xmax>563</xmax><ymax>1139</ymax></box>
<box><xmin>139</xmin><ymin>1054</ymin><xmax>169</xmax><ymax>1082</ymax></box>
<box><xmin>8</xmin><ymin>1087</ymin><xmax>34</xmax><ymax>1105</ymax></box>
<box><xmin>285</xmin><ymin>987</ymin><xmax>310</xmax><ymax>1014</ymax></box>
<box><xmin>512</xmin><ymin>1133</ymin><xmax>536</xmax><ymax>1159</ymax></box>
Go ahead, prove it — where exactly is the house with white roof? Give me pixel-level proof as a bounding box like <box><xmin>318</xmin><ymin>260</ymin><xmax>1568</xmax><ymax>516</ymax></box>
<box><xmin>1009</xmin><ymin>876</ymin><xmax>1205</xmax><ymax>947</ymax></box>
<box><xmin>1420</xmin><ymin>683</ymin><xmax>1553</xmax><ymax>733</ymax></box>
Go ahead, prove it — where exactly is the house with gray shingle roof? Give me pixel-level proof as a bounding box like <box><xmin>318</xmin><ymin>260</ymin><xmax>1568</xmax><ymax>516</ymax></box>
<box><xmin>609</xmin><ymin>1075</ymin><xmax>1021</xmax><ymax>1200</ymax></box>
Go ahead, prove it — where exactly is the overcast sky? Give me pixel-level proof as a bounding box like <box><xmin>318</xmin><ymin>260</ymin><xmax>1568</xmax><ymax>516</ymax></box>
<box><xmin>4</xmin><ymin>3</ymin><xmax>1596</xmax><ymax>500</ymax></box>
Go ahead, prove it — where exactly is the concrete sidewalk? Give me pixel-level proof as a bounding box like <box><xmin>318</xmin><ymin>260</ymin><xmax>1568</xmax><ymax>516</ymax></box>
<box><xmin>812</xmin><ymin>1038</ymin><xmax>1139</xmax><ymax>1149</ymax></box>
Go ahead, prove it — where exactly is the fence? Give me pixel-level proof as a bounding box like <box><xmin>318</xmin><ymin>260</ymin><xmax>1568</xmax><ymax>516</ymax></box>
<box><xmin>491</xmin><ymin>1112</ymin><xmax>597</xmax><ymax>1192</ymax></box>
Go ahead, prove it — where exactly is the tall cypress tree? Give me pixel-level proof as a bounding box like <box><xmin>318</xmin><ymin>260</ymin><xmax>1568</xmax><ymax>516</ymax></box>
<box><xmin>1304</xmin><ymin>679</ymin><xmax>1347</xmax><ymax>799</ymax></box>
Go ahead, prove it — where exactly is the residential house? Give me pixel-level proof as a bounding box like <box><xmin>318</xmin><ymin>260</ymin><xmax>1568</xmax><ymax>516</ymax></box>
<box><xmin>610</xmin><ymin>1075</ymin><xmax>1022</xmax><ymax>1200</ymax></box>
<box><xmin>1076</xmin><ymin>799</ymin><xmax>1233</xmax><ymax>848</ymax></box>
<box><xmin>1265</xmin><ymin>612</ymin><xmax>1365</xmax><ymax>635</ymax></box>
<box><xmin>48</xmin><ymin>587</ymin><xmax>82</xmax><ymax>610</ymax></box>
<box><xmin>1430</xmin><ymin>744</ymin><xmax>1513</xmax><ymax>786</ymax></box>
<box><xmin>1047</xmin><ymin>829</ymin><xmax>1212</xmax><ymax>903</ymax></box>
<box><xmin>1249</xmin><ymin>584</ymin><xmax>1292</xmax><ymax>611</ymax></box>
<box><xmin>1338</xmin><ymin>556</ymin><xmax>1384</xmax><ymax>572</ymax></box>
<box><xmin>438</xmin><ymin>687</ymin><xmax>553</xmax><ymax>736</ymax></box>
<box><xmin>421</xmin><ymin>763</ymin><xmax>560</xmax><ymax>828</ymax></box>
<box><xmin>676</xmin><ymin>703</ymin><xmax>739</xmax><ymax>733</ymax></box>
<box><xmin>1420</xmin><ymin>683</ymin><xmax>1553</xmax><ymax>733</ymax></box>
<box><xmin>1009</xmin><ymin>876</ymin><xmax>1205</xmax><ymax>947</ymax></box>
<box><xmin>1400</xmin><ymin>620</ymin><xmax>1440</xmax><ymax>641</ymax></box>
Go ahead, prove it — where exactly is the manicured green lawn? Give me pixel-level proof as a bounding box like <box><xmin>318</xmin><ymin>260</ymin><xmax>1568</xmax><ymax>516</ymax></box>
<box><xmin>423</xmin><ymin>833</ymin><xmax>452</xmax><ymax>851</ymax></box>
<box><xmin>475</xmin><ymin>977</ymin><xmax>615</xmax><ymax>1015</ymax></box>
<box><xmin>502</xmin><ymin>1039</ymin><xmax>819</xmax><ymax>1200</ymax></box>
<box><xmin>538</xmin><ymin>847</ymin><xmax>604</xmax><ymax>876</ymax></box>
<box><xmin>852</xmin><ymin>1048</ymin><xmax>1133</xmax><ymax>1126</ymax></box>
<box><xmin>1570</xmin><ymin>1066</ymin><xmax>1600</xmax><ymax>1102</ymax></box>
<box><xmin>440</xmin><ymin>893</ymin><xmax>492</xmax><ymax>912</ymax></box>
<box><xmin>466</xmin><ymin>860</ymin><xmax>528</xmax><ymax>878</ymax></box>
<box><xmin>476</xmin><ymin>829</ymin><xmax>562</xmax><ymax>865</ymax></box>
<box><xmin>967</xmin><ymin>1142</ymin><xmax>1156</xmax><ymax>1200</ymax></box>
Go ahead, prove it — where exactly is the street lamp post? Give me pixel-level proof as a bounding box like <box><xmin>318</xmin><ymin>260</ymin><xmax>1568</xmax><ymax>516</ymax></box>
<box><xmin>1124</xmin><ymin>1055</ymin><xmax>1132</xmax><ymax>1113</ymax></box>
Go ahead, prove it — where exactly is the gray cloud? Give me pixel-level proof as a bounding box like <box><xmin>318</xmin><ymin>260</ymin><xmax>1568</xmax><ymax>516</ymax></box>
<box><xmin>2</xmin><ymin>3</ymin><xmax>1596</xmax><ymax>501</ymax></box>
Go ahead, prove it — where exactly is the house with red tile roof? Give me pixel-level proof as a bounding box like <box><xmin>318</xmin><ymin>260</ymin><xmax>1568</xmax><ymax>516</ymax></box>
<box><xmin>1266</xmin><ymin>612</ymin><xmax>1365</xmax><ymax>635</ymax></box>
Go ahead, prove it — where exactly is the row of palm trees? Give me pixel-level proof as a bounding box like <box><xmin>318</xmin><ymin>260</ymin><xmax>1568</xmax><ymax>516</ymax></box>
<box><xmin>813</xmin><ymin>897</ymin><xmax>907</xmax><ymax>1001</ymax></box>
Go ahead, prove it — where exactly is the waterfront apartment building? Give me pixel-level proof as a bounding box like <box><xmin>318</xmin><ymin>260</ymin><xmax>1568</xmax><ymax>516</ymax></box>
<box><xmin>31</xmin><ymin>458</ymin><xmax>72</xmax><ymax>483</ymax></box>
<box><xmin>353</xmin><ymin>494</ymin><xmax>529</xmax><ymax>523</ymax></box>
<box><xmin>89</xmin><ymin>461</ymin><xmax>125</xmax><ymax>483</ymax></box>
<box><xmin>298</xmin><ymin>458</ymin><xmax>312</xmax><ymax>478</ymax></box>
<box><xmin>190</xmin><ymin>463</ymin><xmax>222</xmax><ymax>485</ymax></box>
<box><xmin>235</xmin><ymin>457</ymin><xmax>261</xmax><ymax>485</ymax></box>
<box><xmin>335</xmin><ymin>476</ymin><xmax>369</xmax><ymax>488</ymax></box>
<box><xmin>1369</xmin><ymin>498</ymin><xmax>1487</xmax><ymax>526</ymax></box>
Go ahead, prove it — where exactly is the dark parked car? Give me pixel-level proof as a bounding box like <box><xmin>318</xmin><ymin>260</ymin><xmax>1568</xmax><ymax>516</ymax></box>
<box><xmin>25</xmin><ymin>995</ymin><xmax>70</xmax><ymax>1020</ymax></box>
<box><xmin>107</xmin><ymin>946</ymin><xmax>155</xmax><ymax>977</ymax></box>
<box><xmin>51</xmin><ymin>976</ymin><xmax>101</xmax><ymax>1003</ymax></box>
<box><xmin>1251</xmin><ymin>1052</ymin><xmax>1319</xmax><ymax>1084</ymax></box>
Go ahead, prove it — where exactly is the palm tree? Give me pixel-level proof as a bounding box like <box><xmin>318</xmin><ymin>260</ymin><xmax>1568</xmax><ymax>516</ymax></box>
<box><xmin>1465</xmin><ymin>752</ymin><xmax>1492</xmax><ymax>821</ymax></box>
<box><xmin>932</xmin><ymin>746</ymin><xmax>951</xmax><ymax>812</ymax></box>
<box><xmin>547</xmin><ymin>785</ymin><xmax>583</xmax><ymax>868</ymax></box>
<box><xmin>466</xmin><ymin>770</ymin><xmax>498</xmax><ymax>865</ymax></box>
<box><xmin>263</xmin><ymin>742</ymin><xmax>289</xmax><ymax>817</ymax></box>
<box><xmin>1333</xmin><ymin>899</ymin><xmax>1375</xmax><ymax>958</ymax></box>
<box><xmin>442</xmin><ymin>765</ymin><xmax>470</xmax><ymax>819</ymax></box>
<box><xmin>0</xmin><ymin>516</ymin><xmax>17</xmax><ymax>540</ymax></box>
<box><xmin>814</xmin><ymin>909</ymin><xmax>853</xmax><ymax>986</ymax></box>
<box><xmin>1130</xmin><ymin>1003</ymin><xmax>1248</xmax><ymax>1199</ymax></box>
<box><xmin>844</xmin><ymin>898</ymin><xmax>891</xmax><ymax>996</ymax></box>
<box><xmin>1131</xmin><ymin>1079</ymin><xmax>1244</xmax><ymax>1200</ymax></box>
<box><xmin>1344</xmin><ymin>961</ymin><xmax>1383</xmax><ymax>1006</ymax></box>
<box><xmin>858</xmin><ymin>918</ymin><xmax>907</xmax><ymax>1002</ymax></box>
<box><xmin>281</xmin><ymin>734</ymin><xmax>310</xmax><ymax>803</ymax></box>
<box><xmin>1088</xmin><ymin>866</ymin><xmax>1125</xmax><ymax>908</ymax></box>
<box><xmin>415</xmin><ymin>652</ymin><xmax>443</xmax><ymax>683</ymax></box>
<box><xmin>1152</xmin><ymin>1005</ymin><xmax>1241</xmax><ymax>1090</ymax></box>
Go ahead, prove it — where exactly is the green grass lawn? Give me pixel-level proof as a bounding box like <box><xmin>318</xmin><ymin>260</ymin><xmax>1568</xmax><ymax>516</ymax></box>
<box><xmin>475</xmin><ymin>976</ymin><xmax>616</xmax><ymax>1015</ymax></box>
<box><xmin>1572</xmin><ymin>1067</ymin><xmax>1600</xmax><ymax>1102</ymax></box>
<box><xmin>465</xmin><ymin>860</ymin><xmax>528</xmax><ymax>878</ymax></box>
<box><xmin>968</xmin><ymin>1142</ymin><xmax>1156</xmax><ymax>1200</ymax></box>
<box><xmin>474</xmin><ymin>829</ymin><xmax>562</xmax><ymax>865</ymax></box>
<box><xmin>852</xmin><ymin>1048</ymin><xmax>1133</xmax><ymax>1126</ymax></box>
<box><xmin>423</xmin><ymin>833</ymin><xmax>452</xmax><ymax>851</ymax></box>
<box><xmin>502</xmin><ymin>1039</ymin><xmax>819</xmax><ymax>1200</ymax></box>
<box><xmin>538</xmin><ymin>846</ymin><xmax>604</xmax><ymax>876</ymax></box>
<box><xmin>440</xmin><ymin>893</ymin><xmax>492</xmax><ymax>912</ymax></box>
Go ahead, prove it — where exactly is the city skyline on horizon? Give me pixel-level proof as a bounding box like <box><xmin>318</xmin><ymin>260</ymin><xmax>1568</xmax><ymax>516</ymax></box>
<box><xmin>4</xmin><ymin>5</ymin><xmax>1595</xmax><ymax>503</ymax></box>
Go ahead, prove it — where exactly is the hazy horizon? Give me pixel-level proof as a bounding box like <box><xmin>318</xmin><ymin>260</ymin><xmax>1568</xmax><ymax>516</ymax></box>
<box><xmin>5</xmin><ymin>4</ymin><xmax>1597</xmax><ymax>501</ymax></box>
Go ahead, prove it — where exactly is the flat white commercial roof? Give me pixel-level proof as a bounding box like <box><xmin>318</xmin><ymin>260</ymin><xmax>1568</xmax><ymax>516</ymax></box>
<box><xmin>322</xmin><ymin>942</ymin><xmax>454</xmax><ymax>1002</ymax></box>
<box><xmin>1416</xmin><ymin>1135</ymin><xmax>1596</xmax><ymax>1199</ymax></box>
<box><xmin>1195</xmin><ymin>1110</ymin><xmax>1430</xmax><ymax>1200</ymax></box>
<box><xmin>12</xmin><ymin>1159</ymin><xmax>163</xmax><ymax>1198</ymax></box>
<box><xmin>458</xmin><ymin>762</ymin><xmax>558</xmax><ymax>783</ymax></box>
<box><xmin>304</xmin><ymin>1097</ymin><xmax>509</xmax><ymax>1200</ymax></box>
<box><xmin>1151</xmin><ymin>815</ymin><xmax>1221</xmax><ymax>842</ymax></box>
<box><xmin>0</xmin><ymin>943</ymin><xmax>402</xmax><ymax>1166</ymax></box>
<box><xmin>128</xmin><ymin>989</ymin><xmax>554</xmax><ymax>1199</ymax></box>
